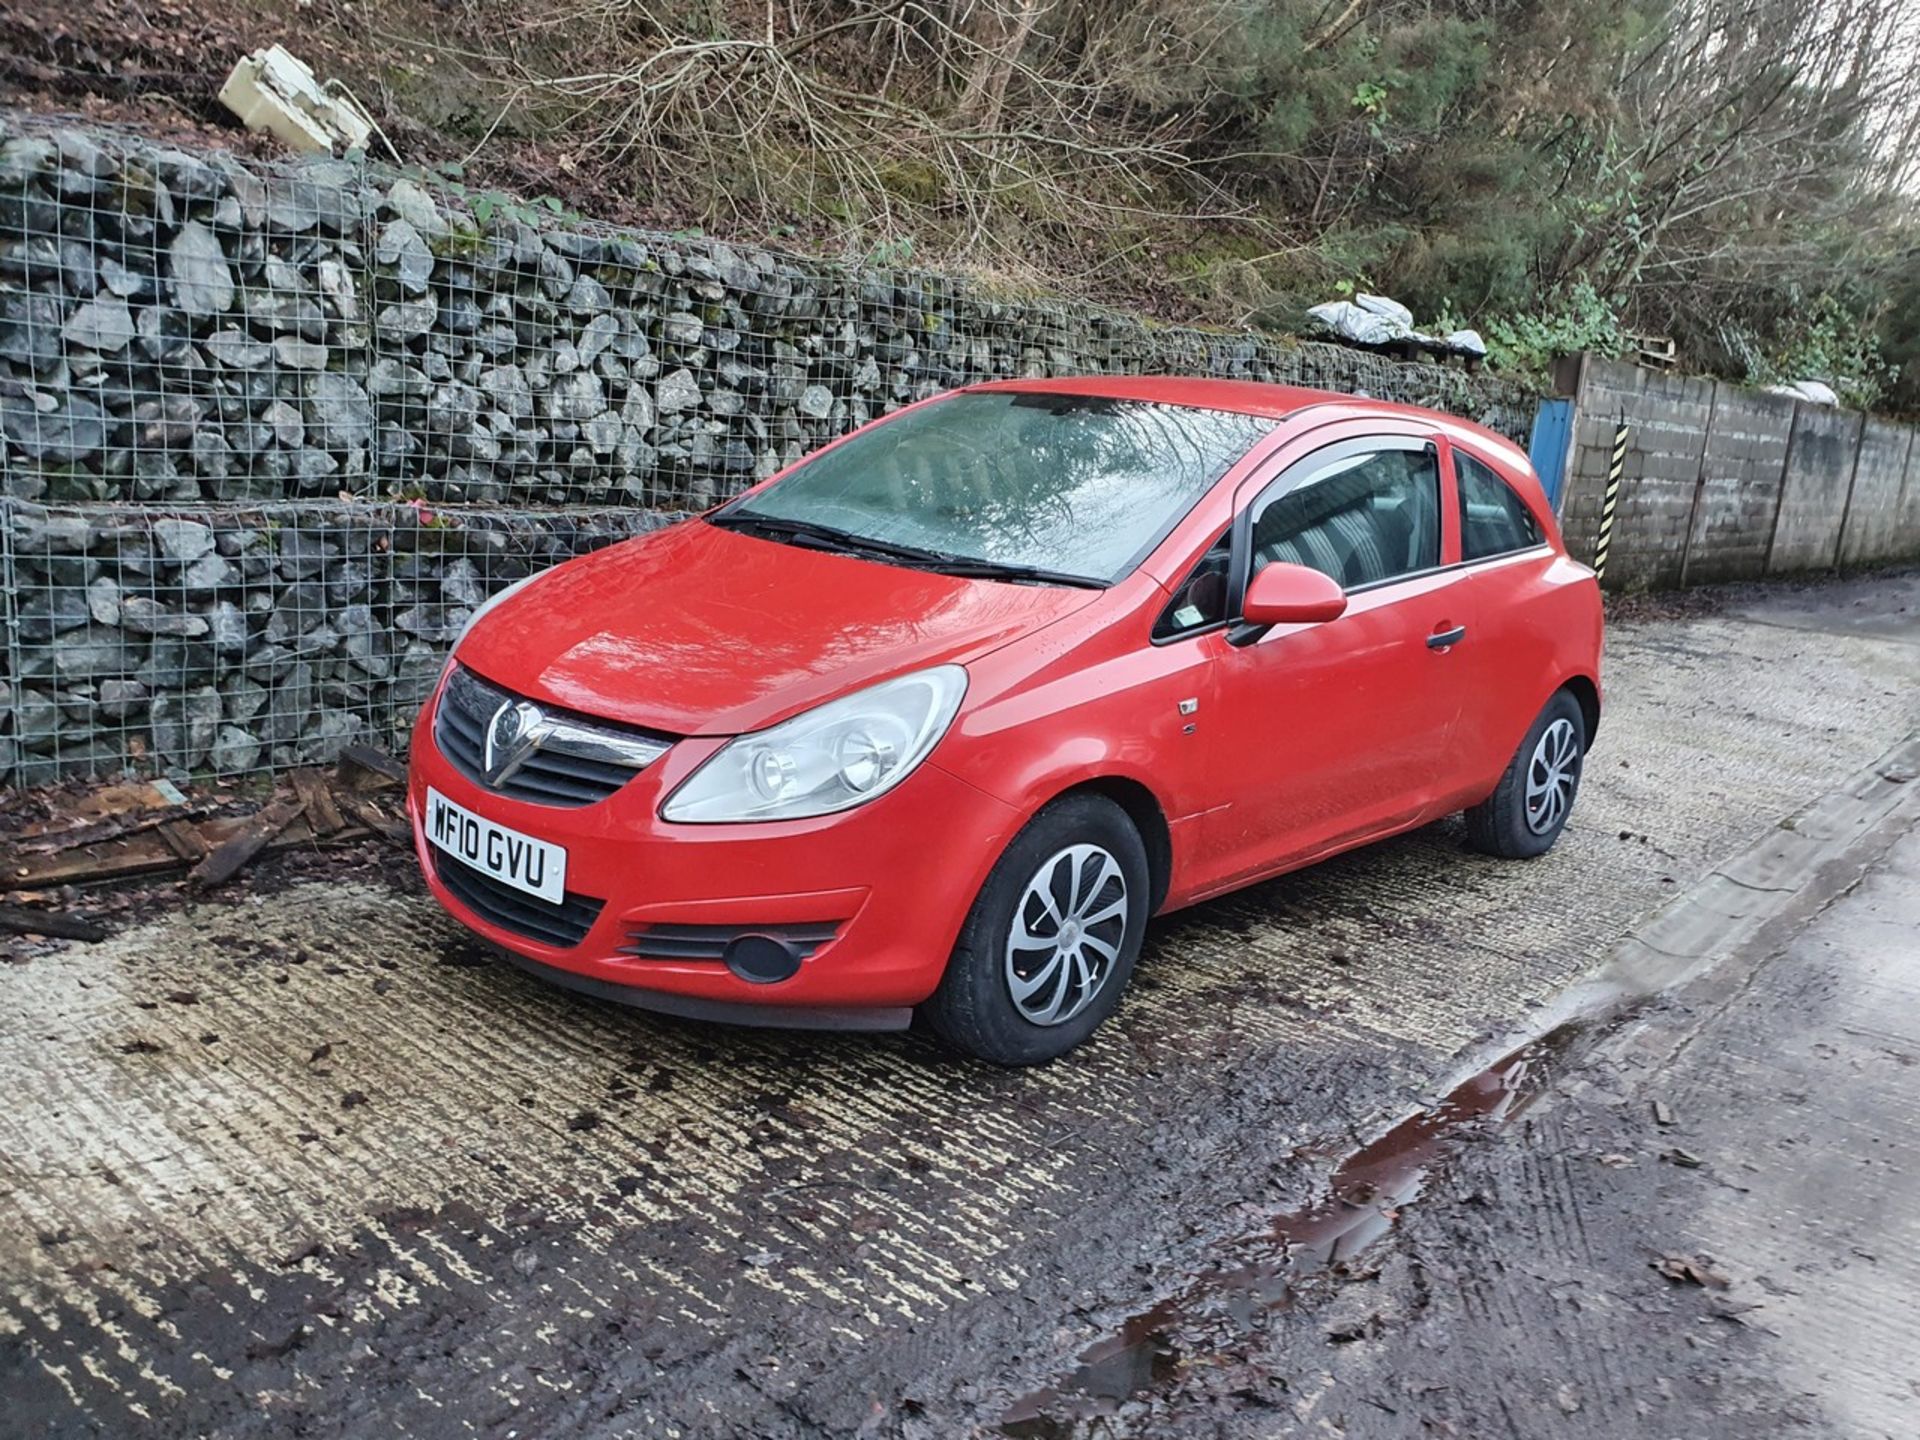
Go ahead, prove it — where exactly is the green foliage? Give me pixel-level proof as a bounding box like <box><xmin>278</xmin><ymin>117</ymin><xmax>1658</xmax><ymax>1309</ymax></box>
<box><xmin>1481</xmin><ymin>283</ymin><xmax>1629</xmax><ymax>380</ymax></box>
<box><xmin>1745</xmin><ymin>293</ymin><xmax>1899</xmax><ymax>410</ymax></box>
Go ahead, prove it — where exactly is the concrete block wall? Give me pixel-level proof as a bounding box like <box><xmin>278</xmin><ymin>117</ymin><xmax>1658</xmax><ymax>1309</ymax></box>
<box><xmin>1837</xmin><ymin>419</ymin><xmax>1918</xmax><ymax>570</ymax></box>
<box><xmin>1681</xmin><ymin>388</ymin><xmax>1794</xmax><ymax>586</ymax></box>
<box><xmin>1559</xmin><ymin>359</ymin><xmax>1713</xmax><ymax>590</ymax></box>
<box><xmin>1769</xmin><ymin>407</ymin><xmax>1862</xmax><ymax>574</ymax></box>
<box><xmin>1558</xmin><ymin>355</ymin><xmax>1920</xmax><ymax>590</ymax></box>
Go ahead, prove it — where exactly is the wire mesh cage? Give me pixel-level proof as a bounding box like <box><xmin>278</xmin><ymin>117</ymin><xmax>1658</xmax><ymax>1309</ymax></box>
<box><xmin>0</xmin><ymin>115</ymin><xmax>1540</xmax><ymax>788</ymax></box>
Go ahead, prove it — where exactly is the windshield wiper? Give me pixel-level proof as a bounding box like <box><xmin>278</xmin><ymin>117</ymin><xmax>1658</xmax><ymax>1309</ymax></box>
<box><xmin>709</xmin><ymin>511</ymin><xmax>1105</xmax><ymax>588</ymax></box>
<box><xmin>913</xmin><ymin>557</ymin><xmax>1108</xmax><ymax>589</ymax></box>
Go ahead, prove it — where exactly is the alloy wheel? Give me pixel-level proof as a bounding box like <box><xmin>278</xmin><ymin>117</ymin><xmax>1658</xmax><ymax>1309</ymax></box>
<box><xmin>1003</xmin><ymin>844</ymin><xmax>1130</xmax><ymax>1026</ymax></box>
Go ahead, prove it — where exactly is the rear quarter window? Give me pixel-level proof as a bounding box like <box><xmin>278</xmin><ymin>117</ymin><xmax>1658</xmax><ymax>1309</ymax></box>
<box><xmin>1455</xmin><ymin>451</ymin><xmax>1544</xmax><ymax>562</ymax></box>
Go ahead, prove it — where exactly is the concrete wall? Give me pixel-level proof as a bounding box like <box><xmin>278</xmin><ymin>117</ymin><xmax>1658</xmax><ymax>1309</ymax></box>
<box><xmin>1559</xmin><ymin>359</ymin><xmax>1714</xmax><ymax>590</ymax></box>
<box><xmin>1838</xmin><ymin>419</ymin><xmax>1919</xmax><ymax>570</ymax></box>
<box><xmin>1769</xmin><ymin>407</ymin><xmax>1862</xmax><ymax>574</ymax></box>
<box><xmin>1558</xmin><ymin>356</ymin><xmax>1920</xmax><ymax>590</ymax></box>
<box><xmin>1681</xmin><ymin>387</ymin><xmax>1795</xmax><ymax>587</ymax></box>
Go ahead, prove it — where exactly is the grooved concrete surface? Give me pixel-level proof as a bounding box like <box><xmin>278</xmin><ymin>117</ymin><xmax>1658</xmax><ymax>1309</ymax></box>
<box><xmin>3</xmin><ymin>576</ymin><xmax>1919</xmax><ymax>1438</ymax></box>
<box><xmin>1096</xmin><ymin>791</ymin><xmax>1920</xmax><ymax>1440</ymax></box>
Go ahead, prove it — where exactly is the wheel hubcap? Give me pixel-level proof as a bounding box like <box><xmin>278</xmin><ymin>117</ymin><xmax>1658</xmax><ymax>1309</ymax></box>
<box><xmin>1004</xmin><ymin>844</ymin><xmax>1129</xmax><ymax>1027</ymax></box>
<box><xmin>1525</xmin><ymin>717</ymin><xmax>1581</xmax><ymax>835</ymax></box>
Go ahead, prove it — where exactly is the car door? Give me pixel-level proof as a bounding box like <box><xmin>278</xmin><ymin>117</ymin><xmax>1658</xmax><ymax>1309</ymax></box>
<box><xmin>1448</xmin><ymin>443</ymin><xmax>1562</xmax><ymax>789</ymax></box>
<box><xmin>1191</xmin><ymin>432</ymin><xmax>1477</xmax><ymax>893</ymax></box>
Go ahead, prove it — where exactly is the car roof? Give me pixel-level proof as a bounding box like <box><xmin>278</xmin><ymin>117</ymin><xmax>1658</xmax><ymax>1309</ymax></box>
<box><xmin>959</xmin><ymin>374</ymin><xmax>1534</xmax><ymax>476</ymax></box>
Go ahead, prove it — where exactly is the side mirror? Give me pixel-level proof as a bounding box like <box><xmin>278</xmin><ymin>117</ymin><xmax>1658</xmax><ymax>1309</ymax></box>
<box><xmin>1240</xmin><ymin>562</ymin><xmax>1349</xmax><ymax>627</ymax></box>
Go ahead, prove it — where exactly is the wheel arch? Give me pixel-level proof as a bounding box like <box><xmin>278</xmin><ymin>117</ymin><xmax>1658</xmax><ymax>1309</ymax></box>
<box><xmin>1039</xmin><ymin>775</ymin><xmax>1174</xmax><ymax>916</ymax></box>
<box><xmin>1561</xmin><ymin>672</ymin><xmax>1601</xmax><ymax>750</ymax></box>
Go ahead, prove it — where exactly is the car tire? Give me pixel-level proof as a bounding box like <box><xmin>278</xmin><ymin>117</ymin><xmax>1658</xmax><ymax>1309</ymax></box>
<box><xmin>1464</xmin><ymin>689</ymin><xmax>1587</xmax><ymax>859</ymax></box>
<box><xmin>924</xmin><ymin>793</ymin><xmax>1151</xmax><ymax>1066</ymax></box>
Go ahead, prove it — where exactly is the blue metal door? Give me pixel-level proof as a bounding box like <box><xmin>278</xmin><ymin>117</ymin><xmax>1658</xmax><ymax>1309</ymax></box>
<box><xmin>1528</xmin><ymin>398</ymin><xmax>1574</xmax><ymax>512</ymax></box>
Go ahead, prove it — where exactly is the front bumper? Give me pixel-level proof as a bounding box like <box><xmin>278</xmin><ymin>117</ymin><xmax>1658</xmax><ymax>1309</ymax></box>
<box><xmin>407</xmin><ymin>680</ymin><xmax>1022</xmax><ymax>1022</ymax></box>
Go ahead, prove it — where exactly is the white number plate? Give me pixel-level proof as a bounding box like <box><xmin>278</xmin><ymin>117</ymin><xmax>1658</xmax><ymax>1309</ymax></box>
<box><xmin>425</xmin><ymin>787</ymin><xmax>567</xmax><ymax>904</ymax></box>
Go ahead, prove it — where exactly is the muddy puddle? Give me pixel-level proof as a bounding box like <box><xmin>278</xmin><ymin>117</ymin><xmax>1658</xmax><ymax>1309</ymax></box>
<box><xmin>998</xmin><ymin>1026</ymin><xmax>1582</xmax><ymax>1438</ymax></box>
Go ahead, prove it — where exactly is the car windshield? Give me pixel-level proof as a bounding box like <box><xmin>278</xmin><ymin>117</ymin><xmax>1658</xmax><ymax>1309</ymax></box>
<box><xmin>718</xmin><ymin>391</ymin><xmax>1274</xmax><ymax>583</ymax></box>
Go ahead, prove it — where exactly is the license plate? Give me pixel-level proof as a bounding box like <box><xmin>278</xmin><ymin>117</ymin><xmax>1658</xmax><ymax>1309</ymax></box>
<box><xmin>425</xmin><ymin>787</ymin><xmax>567</xmax><ymax>904</ymax></box>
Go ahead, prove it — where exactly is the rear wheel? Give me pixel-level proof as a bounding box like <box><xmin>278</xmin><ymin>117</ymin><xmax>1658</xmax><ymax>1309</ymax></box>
<box><xmin>1464</xmin><ymin>689</ymin><xmax>1586</xmax><ymax>859</ymax></box>
<box><xmin>924</xmin><ymin>794</ymin><xmax>1149</xmax><ymax>1065</ymax></box>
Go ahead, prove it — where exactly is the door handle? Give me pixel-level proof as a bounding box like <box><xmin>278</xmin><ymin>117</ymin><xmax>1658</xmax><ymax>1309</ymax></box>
<box><xmin>1426</xmin><ymin>625</ymin><xmax>1467</xmax><ymax>650</ymax></box>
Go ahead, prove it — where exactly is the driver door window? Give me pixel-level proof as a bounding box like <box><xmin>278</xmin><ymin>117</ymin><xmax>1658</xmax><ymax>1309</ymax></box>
<box><xmin>1250</xmin><ymin>447</ymin><xmax>1441</xmax><ymax>591</ymax></box>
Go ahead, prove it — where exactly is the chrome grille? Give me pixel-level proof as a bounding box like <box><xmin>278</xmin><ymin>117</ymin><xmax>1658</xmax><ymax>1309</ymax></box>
<box><xmin>432</xmin><ymin>851</ymin><xmax>606</xmax><ymax>949</ymax></box>
<box><xmin>434</xmin><ymin>665</ymin><xmax>672</xmax><ymax>807</ymax></box>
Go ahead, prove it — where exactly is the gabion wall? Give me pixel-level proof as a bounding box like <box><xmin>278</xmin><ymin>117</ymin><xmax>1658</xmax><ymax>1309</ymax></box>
<box><xmin>0</xmin><ymin>114</ymin><xmax>1539</xmax><ymax>786</ymax></box>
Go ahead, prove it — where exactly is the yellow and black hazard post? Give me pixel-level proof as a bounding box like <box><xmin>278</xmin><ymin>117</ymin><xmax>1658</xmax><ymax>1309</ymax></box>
<box><xmin>1592</xmin><ymin>419</ymin><xmax>1628</xmax><ymax>582</ymax></box>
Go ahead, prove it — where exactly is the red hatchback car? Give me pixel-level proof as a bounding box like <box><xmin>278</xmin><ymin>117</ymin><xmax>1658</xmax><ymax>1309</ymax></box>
<box><xmin>409</xmin><ymin>378</ymin><xmax>1603</xmax><ymax>1063</ymax></box>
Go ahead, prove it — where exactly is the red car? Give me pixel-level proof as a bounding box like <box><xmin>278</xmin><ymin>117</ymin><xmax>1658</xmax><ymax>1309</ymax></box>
<box><xmin>409</xmin><ymin>378</ymin><xmax>1603</xmax><ymax>1063</ymax></box>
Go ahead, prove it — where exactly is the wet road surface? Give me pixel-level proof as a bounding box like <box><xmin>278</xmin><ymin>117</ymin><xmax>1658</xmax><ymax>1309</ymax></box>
<box><xmin>4</xmin><ymin>573</ymin><xmax>1918</xmax><ymax>1437</ymax></box>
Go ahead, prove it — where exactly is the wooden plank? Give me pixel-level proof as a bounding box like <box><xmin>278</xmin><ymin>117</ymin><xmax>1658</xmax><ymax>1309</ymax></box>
<box><xmin>157</xmin><ymin>820</ymin><xmax>211</xmax><ymax>861</ymax></box>
<box><xmin>292</xmin><ymin>770</ymin><xmax>346</xmax><ymax>836</ymax></box>
<box><xmin>0</xmin><ymin>905</ymin><xmax>109</xmax><ymax>942</ymax></box>
<box><xmin>333</xmin><ymin>791</ymin><xmax>409</xmax><ymax>845</ymax></box>
<box><xmin>337</xmin><ymin>744</ymin><xmax>407</xmax><ymax>790</ymax></box>
<box><xmin>187</xmin><ymin>800</ymin><xmax>307</xmax><ymax>890</ymax></box>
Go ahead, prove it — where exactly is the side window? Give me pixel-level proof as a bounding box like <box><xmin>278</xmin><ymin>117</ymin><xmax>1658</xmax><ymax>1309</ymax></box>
<box><xmin>1153</xmin><ymin>530</ymin><xmax>1232</xmax><ymax>639</ymax></box>
<box><xmin>1456</xmin><ymin>451</ymin><xmax>1543</xmax><ymax>561</ymax></box>
<box><xmin>1250</xmin><ymin>446</ymin><xmax>1440</xmax><ymax>591</ymax></box>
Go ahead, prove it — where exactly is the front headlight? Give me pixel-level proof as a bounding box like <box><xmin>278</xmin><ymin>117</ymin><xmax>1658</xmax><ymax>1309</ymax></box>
<box><xmin>662</xmin><ymin>665</ymin><xmax>968</xmax><ymax>823</ymax></box>
<box><xmin>452</xmin><ymin>571</ymin><xmax>540</xmax><ymax>653</ymax></box>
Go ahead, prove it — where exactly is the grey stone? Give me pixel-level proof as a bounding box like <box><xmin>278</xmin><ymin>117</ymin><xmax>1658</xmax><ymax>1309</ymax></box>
<box><xmin>207</xmin><ymin>601</ymin><xmax>249</xmax><ymax>656</ymax></box>
<box><xmin>304</xmin><ymin>372</ymin><xmax>375</xmax><ymax>450</ymax></box>
<box><xmin>377</xmin><ymin>218</ymin><xmax>435</xmax><ymax>294</ymax></box>
<box><xmin>273</xmin><ymin>336</ymin><xmax>328</xmax><ymax>370</ymax></box>
<box><xmin>376</xmin><ymin>296</ymin><xmax>436</xmax><ymax>339</ymax></box>
<box><xmin>316</xmin><ymin>257</ymin><xmax>360</xmax><ymax>320</ymax></box>
<box><xmin>204</xmin><ymin>328</ymin><xmax>272</xmax><ymax>368</ymax></box>
<box><xmin>18</xmin><ymin>588</ymin><xmax>90</xmax><ymax>640</ymax></box>
<box><xmin>568</xmin><ymin>274</ymin><xmax>611</xmax><ymax>315</ymax></box>
<box><xmin>295</xmin><ymin>708</ymin><xmax>367</xmax><ymax>763</ymax></box>
<box><xmin>384</xmin><ymin>178</ymin><xmax>449</xmax><ymax>240</ymax></box>
<box><xmin>153</xmin><ymin>147</ymin><xmax>225</xmax><ymax>202</ymax></box>
<box><xmin>798</xmin><ymin>384</ymin><xmax>834</xmax><ymax>419</ymax></box>
<box><xmin>86</xmin><ymin>575</ymin><xmax>121</xmax><ymax>625</ymax></box>
<box><xmin>21</xmin><ymin>625</ymin><xmax>133</xmax><ymax>682</ymax></box>
<box><xmin>262</xmin><ymin>399</ymin><xmax>304</xmax><ymax>447</ymax></box>
<box><xmin>657</xmin><ymin>367</ymin><xmax>702</xmax><ymax>414</ymax></box>
<box><xmin>244</xmin><ymin>288</ymin><xmax>325</xmax><ymax>336</ymax></box>
<box><xmin>578</xmin><ymin>312</ymin><xmax>619</xmax><ymax>365</ymax></box>
<box><xmin>54</xmin><ymin>129</ymin><xmax>115</xmax><ymax>179</ymax></box>
<box><xmin>153</xmin><ymin>517</ymin><xmax>215</xmax><ymax>562</ymax></box>
<box><xmin>480</xmin><ymin>364</ymin><xmax>533</xmax><ymax>419</ymax></box>
<box><xmin>440</xmin><ymin>558</ymin><xmax>487</xmax><ymax>608</ymax></box>
<box><xmin>2</xmin><ymin>389</ymin><xmax>106</xmax><ymax>463</ymax></box>
<box><xmin>0</xmin><ymin>137</ymin><xmax>55</xmax><ymax>186</ymax></box>
<box><xmin>120</xmin><ymin>597</ymin><xmax>211</xmax><ymax>637</ymax></box>
<box><xmin>169</xmin><ymin>221</ymin><xmax>234</xmax><ymax>315</ymax></box>
<box><xmin>209</xmin><ymin>725</ymin><xmax>263</xmax><ymax>774</ymax></box>
<box><xmin>62</xmin><ymin>294</ymin><xmax>135</xmax><ymax>352</ymax></box>
<box><xmin>663</xmin><ymin>312</ymin><xmax>704</xmax><ymax>345</ymax></box>
<box><xmin>546</xmin><ymin>370</ymin><xmax>607</xmax><ymax>422</ymax></box>
<box><xmin>150</xmin><ymin>686</ymin><xmax>222</xmax><ymax>769</ymax></box>
<box><xmin>98</xmin><ymin>678</ymin><xmax>150</xmax><ymax>719</ymax></box>
<box><xmin>367</xmin><ymin>358</ymin><xmax>429</xmax><ymax>399</ymax></box>
<box><xmin>182</xmin><ymin>553</ymin><xmax>233</xmax><ymax>594</ymax></box>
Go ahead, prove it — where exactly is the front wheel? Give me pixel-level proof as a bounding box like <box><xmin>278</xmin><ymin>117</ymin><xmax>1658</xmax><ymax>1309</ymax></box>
<box><xmin>1464</xmin><ymin>689</ymin><xmax>1586</xmax><ymax>859</ymax></box>
<box><xmin>923</xmin><ymin>794</ymin><xmax>1150</xmax><ymax>1065</ymax></box>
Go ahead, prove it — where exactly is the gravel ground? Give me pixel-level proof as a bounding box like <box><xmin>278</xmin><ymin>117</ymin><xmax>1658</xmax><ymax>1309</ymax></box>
<box><xmin>2</xmin><ymin>571</ymin><xmax>1917</xmax><ymax>1438</ymax></box>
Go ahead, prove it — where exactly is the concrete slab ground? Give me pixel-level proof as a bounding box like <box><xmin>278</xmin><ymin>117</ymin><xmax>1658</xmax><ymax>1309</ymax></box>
<box><xmin>1059</xmin><ymin>770</ymin><xmax>1920</xmax><ymax>1440</ymax></box>
<box><xmin>2</xmin><ymin>570</ymin><xmax>1918</xmax><ymax>1438</ymax></box>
